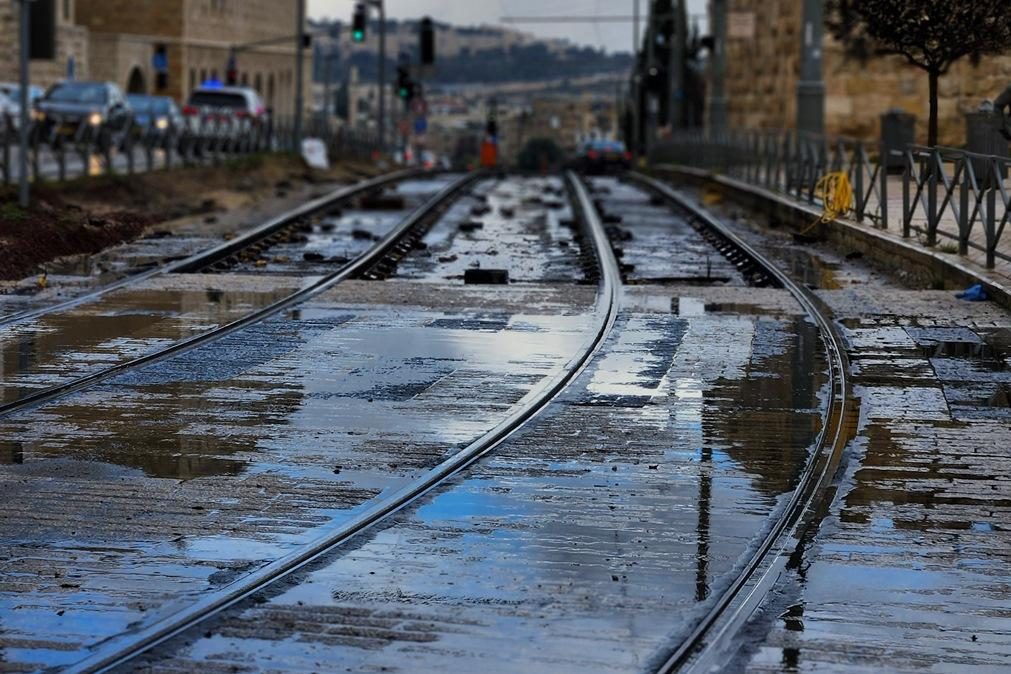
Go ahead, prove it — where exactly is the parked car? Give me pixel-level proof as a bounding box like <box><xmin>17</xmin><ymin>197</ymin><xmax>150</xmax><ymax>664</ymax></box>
<box><xmin>34</xmin><ymin>81</ymin><xmax>132</xmax><ymax>147</ymax></box>
<box><xmin>127</xmin><ymin>94</ymin><xmax>183</xmax><ymax>132</ymax></box>
<box><xmin>0</xmin><ymin>83</ymin><xmax>43</xmax><ymax>131</ymax></box>
<box><xmin>182</xmin><ymin>85</ymin><xmax>269</xmax><ymax>145</ymax></box>
<box><xmin>573</xmin><ymin>139</ymin><xmax>632</xmax><ymax>174</ymax></box>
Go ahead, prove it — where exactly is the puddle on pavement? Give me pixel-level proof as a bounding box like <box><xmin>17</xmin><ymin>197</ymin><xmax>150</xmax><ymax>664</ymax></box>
<box><xmin>140</xmin><ymin>297</ymin><xmax>833</xmax><ymax>673</ymax></box>
<box><xmin>0</xmin><ymin>285</ymin><xmax>297</xmax><ymax>405</ymax></box>
<box><xmin>2</xmin><ymin>300</ymin><xmax>596</xmax><ymax>480</ymax></box>
<box><xmin>775</xmin><ymin>247</ymin><xmax>842</xmax><ymax>289</ymax></box>
<box><xmin>396</xmin><ymin>176</ymin><xmax>586</xmax><ymax>284</ymax></box>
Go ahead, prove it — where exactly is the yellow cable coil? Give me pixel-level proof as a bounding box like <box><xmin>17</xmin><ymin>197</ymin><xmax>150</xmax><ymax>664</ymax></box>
<box><xmin>799</xmin><ymin>171</ymin><xmax>854</xmax><ymax>235</ymax></box>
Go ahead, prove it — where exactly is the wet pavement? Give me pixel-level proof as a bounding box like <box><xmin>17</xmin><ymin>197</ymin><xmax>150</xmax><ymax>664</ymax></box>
<box><xmin>682</xmin><ymin>185</ymin><xmax>1011</xmax><ymax>672</ymax></box>
<box><xmin>5</xmin><ymin>173</ymin><xmax>1000</xmax><ymax>674</ymax></box>
<box><xmin>397</xmin><ymin>176</ymin><xmax>587</xmax><ymax>284</ymax></box>
<box><xmin>0</xmin><ymin>280</ymin><xmax>599</xmax><ymax>670</ymax></box>
<box><xmin>0</xmin><ymin>176</ymin><xmax>452</xmax><ymax>408</ymax></box>
<box><xmin>111</xmin><ymin>181</ymin><xmax>832</xmax><ymax>673</ymax></box>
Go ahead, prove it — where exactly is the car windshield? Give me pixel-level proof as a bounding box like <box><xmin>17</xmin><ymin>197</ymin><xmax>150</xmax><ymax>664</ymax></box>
<box><xmin>188</xmin><ymin>91</ymin><xmax>247</xmax><ymax>109</ymax></box>
<box><xmin>47</xmin><ymin>83</ymin><xmax>108</xmax><ymax>104</ymax></box>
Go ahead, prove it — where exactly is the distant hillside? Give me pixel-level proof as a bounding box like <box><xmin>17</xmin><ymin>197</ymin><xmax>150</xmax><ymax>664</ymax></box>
<box><xmin>309</xmin><ymin>18</ymin><xmax>632</xmax><ymax>85</ymax></box>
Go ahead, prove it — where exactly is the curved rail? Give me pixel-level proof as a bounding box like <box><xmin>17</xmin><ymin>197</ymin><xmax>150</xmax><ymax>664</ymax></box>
<box><xmin>0</xmin><ymin>169</ymin><xmax>424</xmax><ymax>329</ymax></box>
<box><xmin>625</xmin><ymin>172</ymin><xmax>852</xmax><ymax>673</ymax></box>
<box><xmin>60</xmin><ymin>170</ymin><xmax>621</xmax><ymax>674</ymax></box>
<box><xmin>0</xmin><ymin>172</ymin><xmax>477</xmax><ymax>421</ymax></box>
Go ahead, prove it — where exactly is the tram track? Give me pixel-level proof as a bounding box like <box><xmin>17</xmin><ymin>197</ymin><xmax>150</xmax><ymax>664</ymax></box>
<box><xmin>0</xmin><ymin>171</ymin><xmax>476</xmax><ymax>421</ymax></box>
<box><xmin>624</xmin><ymin>172</ymin><xmax>852</xmax><ymax>673</ymax></box>
<box><xmin>53</xmin><ymin>170</ymin><xmax>621</xmax><ymax>674</ymax></box>
<box><xmin>0</xmin><ymin>169</ymin><xmax>423</xmax><ymax>330</ymax></box>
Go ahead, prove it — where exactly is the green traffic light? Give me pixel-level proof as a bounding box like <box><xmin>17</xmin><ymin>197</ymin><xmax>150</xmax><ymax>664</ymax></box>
<box><xmin>398</xmin><ymin>87</ymin><xmax>409</xmax><ymax>99</ymax></box>
<box><xmin>352</xmin><ymin>29</ymin><xmax>365</xmax><ymax>42</ymax></box>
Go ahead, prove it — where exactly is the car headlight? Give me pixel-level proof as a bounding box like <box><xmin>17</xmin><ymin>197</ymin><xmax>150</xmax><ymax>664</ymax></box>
<box><xmin>155</xmin><ymin>117</ymin><xmax>169</xmax><ymax>130</ymax></box>
<box><xmin>88</xmin><ymin>112</ymin><xmax>103</xmax><ymax>126</ymax></box>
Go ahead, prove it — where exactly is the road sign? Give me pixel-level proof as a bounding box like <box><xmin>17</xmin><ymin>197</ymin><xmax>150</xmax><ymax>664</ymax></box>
<box><xmin>411</xmin><ymin>97</ymin><xmax>428</xmax><ymax>116</ymax></box>
<box><xmin>414</xmin><ymin>116</ymin><xmax>428</xmax><ymax>135</ymax></box>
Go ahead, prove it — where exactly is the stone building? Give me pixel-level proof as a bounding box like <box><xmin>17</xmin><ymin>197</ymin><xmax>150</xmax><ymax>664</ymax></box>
<box><xmin>76</xmin><ymin>0</ymin><xmax>311</xmax><ymax>115</ymax></box>
<box><xmin>720</xmin><ymin>2</ymin><xmax>1011</xmax><ymax>145</ymax></box>
<box><xmin>0</xmin><ymin>0</ymin><xmax>89</xmax><ymax>89</ymax></box>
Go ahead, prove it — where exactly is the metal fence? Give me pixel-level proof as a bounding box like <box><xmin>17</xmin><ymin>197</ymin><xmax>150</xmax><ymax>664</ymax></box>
<box><xmin>653</xmin><ymin>129</ymin><xmax>1011</xmax><ymax>270</ymax></box>
<box><xmin>0</xmin><ymin>113</ymin><xmax>379</xmax><ymax>186</ymax></box>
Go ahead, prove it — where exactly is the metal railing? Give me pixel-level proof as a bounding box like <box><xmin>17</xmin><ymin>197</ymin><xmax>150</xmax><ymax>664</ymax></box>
<box><xmin>899</xmin><ymin>145</ymin><xmax>1010</xmax><ymax>269</ymax></box>
<box><xmin>0</xmin><ymin>112</ymin><xmax>379</xmax><ymax>185</ymax></box>
<box><xmin>653</xmin><ymin>129</ymin><xmax>1011</xmax><ymax>270</ymax></box>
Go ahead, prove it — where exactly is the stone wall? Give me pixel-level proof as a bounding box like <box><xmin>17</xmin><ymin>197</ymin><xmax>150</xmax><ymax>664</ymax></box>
<box><xmin>74</xmin><ymin>0</ymin><xmax>309</xmax><ymax>111</ymax></box>
<box><xmin>0</xmin><ymin>1</ymin><xmax>90</xmax><ymax>90</ymax></box>
<box><xmin>723</xmin><ymin>1</ymin><xmax>1011</xmax><ymax>146</ymax></box>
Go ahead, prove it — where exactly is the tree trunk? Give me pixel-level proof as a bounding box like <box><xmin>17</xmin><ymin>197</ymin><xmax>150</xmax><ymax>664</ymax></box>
<box><xmin>928</xmin><ymin>68</ymin><xmax>939</xmax><ymax>148</ymax></box>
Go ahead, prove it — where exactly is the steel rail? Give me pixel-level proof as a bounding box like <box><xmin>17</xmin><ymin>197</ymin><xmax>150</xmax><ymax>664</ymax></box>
<box><xmin>59</xmin><ymin>170</ymin><xmax>621</xmax><ymax>674</ymax></box>
<box><xmin>0</xmin><ymin>168</ymin><xmax>424</xmax><ymax>330</ymax></box>
<box><xmin>0</xmin><ymin>172</ymin><xmax>478</xmax><ymax>422</ymax></box>
<box><xmin>626</xmin><ymin>172</ymin><xmax>852</xmax><ymax>674</ymax></box>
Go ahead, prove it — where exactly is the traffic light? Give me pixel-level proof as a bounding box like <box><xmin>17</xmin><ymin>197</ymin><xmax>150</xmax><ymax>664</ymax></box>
<box><xmin>396</xmin><ymin>66</ymin><xmax>413</xmax><ymax>100</ymax></box>
<box><xmin>29</xmin><ymin>0</ymin><xmax>57</xmax><ymax>60</ymax></box>
<box><xmin>420</xmin><ymin>17</ymin><xmax>435</xmax><ymax>65</ymax></box>
<box><xmin>352</xmin><ymin>3</ymin><xmax>367</xmax><ymax>43</ymax></box>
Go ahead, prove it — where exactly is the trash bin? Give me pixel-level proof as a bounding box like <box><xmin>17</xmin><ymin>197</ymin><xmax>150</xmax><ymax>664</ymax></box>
<box><xmin>965</xmin><ymin>110</ymin><xmax>1010</xmax><ymax>182</ymax></box>
<box><xmin>880</xmin><ymin>109</ymin><xmax>916</xmax><ymax>174</ymax></box>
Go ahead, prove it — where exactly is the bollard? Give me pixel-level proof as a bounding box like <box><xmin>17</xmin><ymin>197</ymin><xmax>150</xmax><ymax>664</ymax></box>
<box><xmin>965</xmin><ymin>109</ymin><xmax>1009</xmax><ymax>182</ymax></box>
<box><xmin>880</xmin><ymin>108</ymin><xmax>915</xmax><ymax>174</ymax></box>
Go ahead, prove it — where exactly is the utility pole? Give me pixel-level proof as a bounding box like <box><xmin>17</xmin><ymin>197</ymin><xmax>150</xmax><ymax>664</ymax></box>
<box><xmin>631</xmin><ymin>0</ymin><xmax>641</xmax><ymax>161</ymax></box>
<box><xmin>708</xmin><ymin>0</ymin><xmax>728</xmax><ymax>131</ymax></box>
<box><xmin>670</xmin><ymin>0</ymin><xmax>686</xmax><ymax>130</ymax></box>
<box><xmin>17</xmin><ymin>0</ymin><xmax>30</xmax><ymax>208</ymax></box>
<box><xmin>377</xmin><ymin>0</ymin><xmax>386</xmax><ymax>152</ymax></box>
<box><xmin>796</xmin><ymin>0</ymin><xmax>824</xmax><ymax>135</ymax></box>
<box><xmin>294</xmin><ymin>0</ymin><xmax>306</xmax><ymax>150</ymax></box>
<box><xmin>644</xmin><ymin>4</ymin><xmax>657</xmax><ymax>155</ymax></box>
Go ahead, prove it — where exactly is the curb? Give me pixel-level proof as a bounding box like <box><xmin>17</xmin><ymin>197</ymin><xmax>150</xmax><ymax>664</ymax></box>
<box><xmin>651</xmin><ymin>164</ymin><xmax>1011</xmax><ymax>312</ymax></box>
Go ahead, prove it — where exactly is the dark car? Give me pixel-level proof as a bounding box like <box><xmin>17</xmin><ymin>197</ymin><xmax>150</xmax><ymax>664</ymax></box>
<box><xmin>575</xmin><ymin>140</ymin><xmax>632</xmax><ymax>174</ymax></box>
<box><xmin>127</xmin><ymin>94</ymin><xmax>183</xmax><ymax>132</ymax></box>
<box><xmin>34</xmin><ymin>81</ymin><xmax>132</xmax><ymax>147</ymax></box>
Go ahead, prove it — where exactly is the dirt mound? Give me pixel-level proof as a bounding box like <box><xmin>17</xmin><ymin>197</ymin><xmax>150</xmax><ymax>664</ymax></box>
<box><xmin>0</xmin><ymin>155</ymin><xmax>381</xmax><ymax>281</ymax></box>
<box><xmin>0</xmin><ymin>196</ymin><xmax>153</xmax><ymax>280</ymax></box>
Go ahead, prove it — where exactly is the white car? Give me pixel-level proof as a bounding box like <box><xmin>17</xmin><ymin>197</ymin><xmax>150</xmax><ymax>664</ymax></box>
<box><xmin>182</xmin><ymin>85</ymin><xmax>269</xmax><ymax>143</ymax></box>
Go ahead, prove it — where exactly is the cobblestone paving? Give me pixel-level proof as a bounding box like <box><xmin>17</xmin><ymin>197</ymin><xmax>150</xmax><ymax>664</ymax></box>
<box><xmin>688</xmin><ymin>188</ymin><xmax>1011</xmax><ymax>672</ymax></box>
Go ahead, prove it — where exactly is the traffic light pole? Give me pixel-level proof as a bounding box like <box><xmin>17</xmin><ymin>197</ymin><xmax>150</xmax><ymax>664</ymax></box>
<box><xmin>294</xmin><ymin>0</ymin><xmax>306</xmax><ymax>151</ymax></box>
<box><xmin>17</xmin><ymin>0</ymin><xmax>30</xmax><ymax>208</ymax></box>
<box><xmin>377</xmin><ymin>0</ymin><xmax>386</xmax><ymax>152</ymax></box>
<box><xmin>796</xmin><ymin>0</ymin><xmax>824</xmax><ymax>135</ymax></box>
<box><xmin>631</xmin><ymin>0</ymin><xmax>640</xmax><ymax>162</ymax></box>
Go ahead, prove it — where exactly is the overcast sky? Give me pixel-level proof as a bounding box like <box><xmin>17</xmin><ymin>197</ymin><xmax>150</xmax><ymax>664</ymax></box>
<box><xmin>307</xmin><ymin>0</ymin><xmax>709</xmax><ymax>54</ymax></box>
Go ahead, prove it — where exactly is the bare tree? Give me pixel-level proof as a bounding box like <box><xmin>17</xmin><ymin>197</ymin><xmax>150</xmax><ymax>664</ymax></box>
<box><xmin>826</xmin><ymin>0</ymin><xmax>1011</xmax><ymax>147</ymax></box>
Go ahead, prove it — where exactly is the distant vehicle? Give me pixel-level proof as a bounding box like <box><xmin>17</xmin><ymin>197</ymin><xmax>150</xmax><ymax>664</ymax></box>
<box><xmin>0</xmin><ymin>83</ymin><xmax>43</xmax><ymax>131</ymax></box>
<box><xmin>127</xmin><ymin>94</ymin><xmax>183</xmax><ymax>132</ymax></box>
<box><xmin>34</xmin><ymin>81</ymin><xmax>132</xmax><ymax>147</ymax></box>
<box><xmin>182</xmin><ymin>85</ymin><xmax>269</xmax><ymax>142</ymax></box>
<box><xmin>574</xmin><ymin>139</ymin><xmax>632</xmax><ymax>174</ymax></box>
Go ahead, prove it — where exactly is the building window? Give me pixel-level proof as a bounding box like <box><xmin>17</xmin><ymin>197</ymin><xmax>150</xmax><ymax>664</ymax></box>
<box><xmin>63</xmin><ymin>0</ymin><xmax>71</xmax><ymax>21</ymax></box>
<box><xmin>240</xmin><ymin>72</ymin><xmax>248</xmax><ymax>86</ymax></box>
<box><xmin>189</xmin><ymin>68</ymin><xmax>196</xmax><ymax>94</ymax></box>
<box><xmin>254</xmin><ymin>73</ymin><xmax>262</xmax><ymax>94</ymax></box>
<box><xmin>200</xmin><ymin>68</ymin><xmax>207</xmax><ymax>85</ymax></box>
